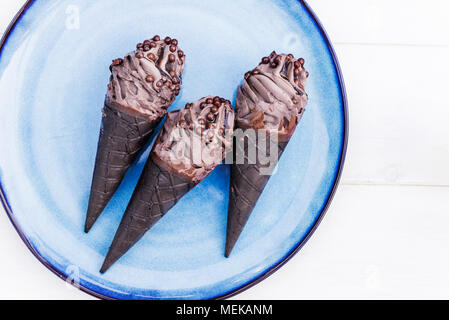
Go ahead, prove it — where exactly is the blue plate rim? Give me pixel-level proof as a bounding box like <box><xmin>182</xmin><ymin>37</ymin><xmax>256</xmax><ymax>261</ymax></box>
<box><xmin>0</xmin><ymin>0</ymin><xmax>348</xmax><ymax>300</ymax></box>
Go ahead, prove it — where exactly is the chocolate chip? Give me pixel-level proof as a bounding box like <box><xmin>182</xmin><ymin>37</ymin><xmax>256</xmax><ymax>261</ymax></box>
<box><xmin>112</xmin><ymin>58</ymin><xmax>123</xmax><ymax>65</ymax></box>
<box><xmin>148</xmin><ymin>53</ymin><xmax>157</xmax><ymax>61</ymax></box>
<box><xmin>275</xmin><ymin>55</ymin><xmax>282</xmax><ymax>64</ymax></box>
<box><xmin>207</xmin><ymin>113</ymin><xmax>215</xmax><ymax>121</ymax></box>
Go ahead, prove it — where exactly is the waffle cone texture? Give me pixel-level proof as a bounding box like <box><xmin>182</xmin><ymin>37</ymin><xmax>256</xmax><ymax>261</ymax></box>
<box><xmin>100</xmin><ymin>156</ymin><xmax>195</xmax><ymax>273</ymax></box>
<box><xmin>225</xmin><ymin>133</ymin><xmax>289</xmax><ymax>257</ymax></box>
<box><xmin>85</xmin><ymin>104</ymin><xmax>159</xmax><ymax>233</ymax></box>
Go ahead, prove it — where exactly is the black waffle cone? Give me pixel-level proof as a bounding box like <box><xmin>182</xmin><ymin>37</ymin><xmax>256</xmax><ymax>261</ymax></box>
<box><xmin>100</xmin><ymin>156</ymin><xmax>195</xmax><ymax>273</ymax></box>
<box><xmin>225</xmin><ymin>133</ymin><xmax>289</xmax><ymax>257</ymax></box>
<box><xmin>85</xmin><ymin>104</ymin><xmax>160</xmax><ymax>233</ymax></box>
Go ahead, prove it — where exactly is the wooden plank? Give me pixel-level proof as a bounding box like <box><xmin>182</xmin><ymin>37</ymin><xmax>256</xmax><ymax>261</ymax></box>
<box><xmin>4</xmin><ymin>1</ymin><xmax>449</xmax><ymax>46</ymax></box>
<box><xmin>235</xmin><ymin>185</ymin><xmax>449</xmax><ymax>299</ymax></box>
<box><xmin>336</xmin><ymin>43</ymin><xmax>449</xmax><ymax>186</ymax></box>
<box><xmin>307</xmin><ymin>0</ymin><xmax>449</xmax><ymax>46</ymax></box>
<box><xmin>3</xmin><ymin>184</ymin><xmax>449</xmax><ymax>299</ymax></box>
<box><xmin>0</xmin><ymin>0</ymin><xmax>447</xmax><ymax>300</ymax></box>
<box><xmin>0</xmin><ymin>0</ymin><xmax>24</xmax><ymax>38</ymax></box>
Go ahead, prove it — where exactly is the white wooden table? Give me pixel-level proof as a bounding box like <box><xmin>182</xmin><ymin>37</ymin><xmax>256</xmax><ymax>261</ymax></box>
<box><xmin>1</xmin><ymin>0</ymin><xmax>448</xmax><ymax>300</ymax></box>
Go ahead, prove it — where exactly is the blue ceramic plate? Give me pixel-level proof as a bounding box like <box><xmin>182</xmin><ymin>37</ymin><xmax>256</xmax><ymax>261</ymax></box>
<box><xmin>0</xmin><ymin>0</ymin><xmax>347</xmax><ymax>299</ymax></box>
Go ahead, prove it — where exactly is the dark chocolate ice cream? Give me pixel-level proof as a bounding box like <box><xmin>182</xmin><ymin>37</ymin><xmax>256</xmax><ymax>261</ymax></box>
<box><xmin>225</xmin><ymin>52</ymin><xmax>309</xmax><ymax>257</ymax></box>
<box><xmin>85</xmin><ymin>35</ymin><xmax>186</xmax><ymax>233</ymax></box>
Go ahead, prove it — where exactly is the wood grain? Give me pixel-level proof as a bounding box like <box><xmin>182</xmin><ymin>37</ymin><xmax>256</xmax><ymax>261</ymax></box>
<box><xmin>237</xmin><ymin>185</ymin><xmax>449</xmax><ymax>299</ymax></box>
<box><xmin>308</xmin><ymin>0</ymin><xmax>449</xmax><ymax>46</ymax></box>
<box><xmin>1</xmin><ymin>0</ymin><xmax>448</xmax><ymax>300</ymax></box>
<box><xmin>336</xmin><ymin>43</ymin><xmax>449</xmax><ymax>186</ymax></box>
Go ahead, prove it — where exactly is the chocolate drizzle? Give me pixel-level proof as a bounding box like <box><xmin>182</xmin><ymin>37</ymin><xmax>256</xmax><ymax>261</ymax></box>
<box><xmin>106</xmin><ymin>35</ymin><xmax>186</xmax><ymax>121</ymax></box>
<box><xmin>152</xmin><ymin>96</ymin><xmax>235</xmax><ymax>183</ymax></box>
<box><xmin>236</xmin><ymin>52</ymin><xmax>308</xmax><ymax>141</ymax></box>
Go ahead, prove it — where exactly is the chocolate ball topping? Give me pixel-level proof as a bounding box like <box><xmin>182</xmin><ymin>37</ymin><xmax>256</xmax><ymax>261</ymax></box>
<box><xmin>148</xmin><ymin>53</ymin><xmax>157</xmax><ymax>61</ymax></box>
<box><xmin>207</xmin><ymin>113</ymin><xmax>215</xmax><ymax>121</ymax></box>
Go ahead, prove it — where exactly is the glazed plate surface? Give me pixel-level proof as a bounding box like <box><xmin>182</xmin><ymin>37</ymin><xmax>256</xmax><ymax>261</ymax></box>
<box><xmin>0</xmin><ymin>0</ymin><xmax>347</xmax><ymax>299</ymax></box>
